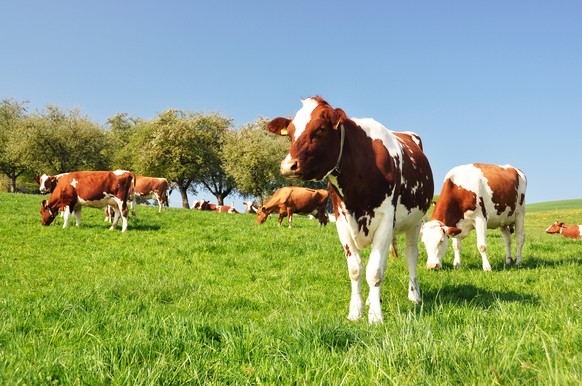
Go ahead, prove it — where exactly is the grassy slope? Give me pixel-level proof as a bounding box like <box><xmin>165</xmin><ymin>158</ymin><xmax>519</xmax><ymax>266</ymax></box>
<box><xmin>0</xmin><ymin>193</ymin><xmax>580</xmax><ymax>384</ymax></box>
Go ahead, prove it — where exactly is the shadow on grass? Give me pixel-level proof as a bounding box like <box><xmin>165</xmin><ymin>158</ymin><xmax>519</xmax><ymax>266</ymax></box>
<box><xmin>421</xmin><ymin>283</ymin><xmax>540</xmax><ymax>310</ymax></box>
<box><xmin>520</xmin><ymin>255</ymin><xmax>582</xmax><ymax>268</ymax></box>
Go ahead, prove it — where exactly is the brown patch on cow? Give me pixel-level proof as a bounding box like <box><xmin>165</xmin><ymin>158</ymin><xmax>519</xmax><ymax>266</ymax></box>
<box><xmin>474</xmin><ymin>163</ymin><xmax>518</xmax><ymax>216</ymax></box>
<box><xmin>431</xmin><ymin>178</ymin><xmax>477</xmax><ymax>226</ymax></box>
<box><xmin>344</xmin><ymin>244</ymin><xmax>352</xmax><ymax>257</ymax></box>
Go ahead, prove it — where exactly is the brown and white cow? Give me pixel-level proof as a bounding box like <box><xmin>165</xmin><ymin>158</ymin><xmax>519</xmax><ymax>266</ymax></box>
<box><xmin>35</xmin><ymin>173</ymin><xmax>69</xmax><ymax>194</ymax></box>
<box><xmin>40</xmin><ymin>171</ymin><xmax>134</xmax><ymax>232</ymax></box>
<box><xmin>267</xmin><ymin>97</ymin><xmax>434</xmax><ymax>323</ymax></box>
<box><xmin>243</xmin><ymin>201</ymin><xmax>258</xmax><ymax>214</ymax></box>
<box><xmin>132</xmin><ymin>176</ymin><xmax>169</xmax><ymax>213</ymax></box>
<box><xmin>422</xmin><ymin>163</ymin><xmax>527</xmax><ymax>271</ymax></box>
<box><xmin>192</xmin><ymin>199</ymin><xmax>238</xmax><ymax>213</ymax></box>
<box><xmin>545</xmin><ymin>222</ymin><xmax>582</xmax><ymax>239</ymax></box>
<box><xmin>256</xmin><ymin>186</ymin><xmax>329</xmax><ymax>227</ymax></box>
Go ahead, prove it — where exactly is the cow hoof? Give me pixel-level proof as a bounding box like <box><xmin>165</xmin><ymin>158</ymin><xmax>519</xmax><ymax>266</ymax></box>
<box><xmin>482</xmin><ymin>264</ymin><xmax>492</xmax><ymax>271</ymax></box>
<box><xmin>506</xmin><ymin>257</ymin><xmax>515</xmax><ymax>265</ymax></box>
<box><xmin>453</xmin><ymin>262</ymin><xmax>461</xmax><ymax>269</ymax></box>
<box><xmin>368</xmin><ymin>310</ymin><xmax>383</xmax><ymax>324</ymax></box>
<box><xmin>426</xmin><ymin>263</ymin><xmax>441</xmax><ymax>270</ymax></box>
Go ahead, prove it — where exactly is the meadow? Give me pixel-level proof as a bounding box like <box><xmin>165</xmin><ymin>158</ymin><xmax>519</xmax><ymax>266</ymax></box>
<box><xmin>0</xmin><ymin>193</ymin><xmax>580</xmax><ymax>385</ymax></box>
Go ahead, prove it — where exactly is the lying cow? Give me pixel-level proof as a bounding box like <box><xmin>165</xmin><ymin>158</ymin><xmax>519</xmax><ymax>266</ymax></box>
<box><xmin>40</xmin><ymin>170</ymin><xmax>134</xmax><ymax>232</ymax></box>
<box><xmin>192</xmin><ymin>199</ymin><xmax>238</xmax><ymax>213</ymax></box>
<box><xmin>267</xmin><ymin>97</ymin><xmax>434</xmax><ymax>323</ymax></box>
<box><xmin>256</xmin><ymin>186</ymin><xmax>329</xmax><ymax>227</ymax></box>
<box><xmin>545</xmin><ymin>222</ymin><xmax>582</xmax><ymax>239</ymax></box>
<box><xmin>422</xmin><ymin>163</ymin><xmax>527</xmax><ymax>271</ymax></box>
<box><xmin>243</xmin><ymin>201</ymin><xmax>258</xmax><ymax>214</ymax></box>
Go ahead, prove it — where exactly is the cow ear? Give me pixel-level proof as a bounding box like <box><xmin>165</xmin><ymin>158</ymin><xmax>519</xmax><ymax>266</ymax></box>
<box><xmin>331</xmin><ymin>108</ymin><xmax>347</xmax><ymax>130</ymax></box>
<box><xmin>267</xmin><ymin>117</ymin><xmax>291</xmax><ymax>136</ymax></box>
<box><xmin>34</xmin><ymin>175</ymin><xmax>40</xmax><ymax>183</ymax></box>
<box><xmin>445</xmin><ymin>226</ymin><xmax>462</xmax><ymax>237</ymax></box>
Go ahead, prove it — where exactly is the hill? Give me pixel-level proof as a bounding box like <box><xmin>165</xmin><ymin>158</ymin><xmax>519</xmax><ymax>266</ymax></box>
<box><xmin>526</xmin><ymin>199</ymin><xmax>582</xmax><ymax>213</ymax></box>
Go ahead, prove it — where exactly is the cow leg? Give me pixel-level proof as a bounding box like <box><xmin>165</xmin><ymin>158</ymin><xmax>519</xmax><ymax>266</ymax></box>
<box><xmin>475</xmin><ymin>218</ymin><xmax>491</xmax><ymax>271</ymax></box>
<box><xmin>500</xmin><ymin>226</ymin><xmax>513</xmax><ymax>265</ymax></box>
<box><xmin>120</xmin><ymin>204</ymin><xmax>129</xmax><ymax>232</ymax></box>
<box><xmin>277</xmin><ymin>213</ymin><xmax>285</xmax><ymax>226</ymax></box>
<box><xmin>62</xmin><ymin>206</ymin><xmax>72</xmax><ymax>229</ymax></box>
<box><xmin>74</xmin><ymin>207</ymin><xmax>82</xmax><ymax>227</ymax></box>
<box><xmin>110</xmin><ymin>206</ymin><xmax>121</xmax><ymax>230</ymax></box>
<box><xmin>366</xmin><ymin>221</ymin><xmax>394</xmax><ymax>323</ymax></box>
<box><xmin>337</xmin><ymin>219</ymin><xmax>363</xmax><ymax>321</ymax></box>
<box><xmin>404</xmin><ymin>224</ymin><xmax>422</xmax><ymax>304</ymax></box>
<box><xmin>452</xmin><ymin>237</ymin><xmax>462</xmax><ymax>268</ymax></box>
<box><xmin>156</xmin><ymin>194</ymin><xmax>163</xmax><ymax>212</ymax></box>
<box><xmin>514</xmin><ymin>213</ymin><xmax>525</xmax><ymax>266</ymax></box>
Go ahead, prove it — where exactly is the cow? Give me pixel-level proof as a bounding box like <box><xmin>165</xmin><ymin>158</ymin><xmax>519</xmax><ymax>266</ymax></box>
<box><xmin>40</xmin><ymin>170</ymin><xmax>134</xmax><ymax>232</ymax></box>
<box><xmin>34</xmin><ymin>173</ymin><xmax>69</xmax><ymax>194</ymax></box>
<box><xmin>243</xmin><ymin>201</ymin><xmax>258</xmax><ymax>214</ymax></box>
<box><xmin>256</xmin><ymin>187</ymin><xmax>329</xmax><ymax>227</ymax></box>
<box><xmin>267</xmin><ymin>96</ymin><xmax>434</xmax><ymax>323</ymax></box>
<box><xmin>421</xmin><ymin>163</ymin><xmax>527</xmax><ymax>271</ymax></box>
<box><xmin>545</xmin><ymin>222</ymin><xmax>582</xmax><ymax>239</ymax></box>
<box><xmin>132</xmin><ymin>176</ymin><xmax>169</xmax><ymax>213</ymax></box>
<box><xmin>192</xmin><ymin>199</ymin><xmax>238</xmax><ymax>213</ymax></box>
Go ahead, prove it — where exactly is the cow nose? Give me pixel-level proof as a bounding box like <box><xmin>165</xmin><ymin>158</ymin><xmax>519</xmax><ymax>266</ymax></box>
<box><xmin>280</xmin><ymin>157</ymin><xmax>299</xmax><ymax>177</ymax></box>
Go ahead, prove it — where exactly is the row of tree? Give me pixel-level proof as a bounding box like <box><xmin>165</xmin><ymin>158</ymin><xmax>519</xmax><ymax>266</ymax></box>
<box><xmin>0</xmin><ymin>98</ymin><xmax>321</xmax><ymax>207</ymax></box>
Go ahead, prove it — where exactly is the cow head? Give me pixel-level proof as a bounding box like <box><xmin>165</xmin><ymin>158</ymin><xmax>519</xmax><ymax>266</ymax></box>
<box><xmin>267</xmin><ymin>97</ymin><xmax>347</xmax><ymax>181</ymax></box>
<box><xmin>256</xmin><ymin>206</ymin><xmax>269</xmax><ymax>224</ymax></box>
<box><xmin>421</xmin><ymin>220</ymin><xmax>462</xmax><ymax>269</ymax></box>
<box><xmin>545</xmin><ymin>222</ymin><xmax>564</xmax><ymax>234</ymax></box>
<box><xmin>40</xmin><ymin>200</ymin><xmax>58</xmax><ymax>226</ymax></box>
<box><xmin>36</xmin><ymin>174</ymin><xmax>58</xmax><ymax>194</ymax></box>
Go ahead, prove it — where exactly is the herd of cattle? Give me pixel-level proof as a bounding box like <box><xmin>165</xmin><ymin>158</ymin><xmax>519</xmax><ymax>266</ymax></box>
<box><xmin>35</xmin><ymin>96</ymin><xmax>579</xmax><ymax>323</ymax></box>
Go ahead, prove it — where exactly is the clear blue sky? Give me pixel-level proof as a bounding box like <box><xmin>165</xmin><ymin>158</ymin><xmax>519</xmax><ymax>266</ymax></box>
<box><xmin>2</xmin><ymin>1</ymin><xmax>581</xmax><ymax>206</ymax></box>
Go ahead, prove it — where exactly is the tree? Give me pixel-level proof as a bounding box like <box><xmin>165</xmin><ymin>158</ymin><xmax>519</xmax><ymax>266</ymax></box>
<box><xmin>130</xmin><ymin>110</ymin><xmax>233</xmax><ymax>208</ymax></box>
<box><xmin>26</xmin><ymin>105</ymin><xmax>110</xmax><ymax>173</ymax></box>
<box><xmin>0</xmin><ymin>99</ymin><xmax>30</xmax><ymax>192</ymax></box>
<box><xmin>222</xmin><ymin>117</ymin><xmax>289</xmax><ymax>205</ymax></box>
<box><xmin>105</xmin><ymin>113</ymin><xmax>142</xmax><ymax>170</ymax></box>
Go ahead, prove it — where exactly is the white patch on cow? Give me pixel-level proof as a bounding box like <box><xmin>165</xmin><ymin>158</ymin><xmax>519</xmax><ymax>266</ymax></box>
<box><xmin>70</xmin><ymin>178</ymin><xmax>78</xmax><ymax>188</ymax></box>
<box><xmin>39</xmin><ymin>174</ymin><xmax>49</xmax><ymax>192</ymax></box>
<box><xmin>113</xmin><ymin>169</ymin><xmax>131</xmax><ymax>176</ymax></box>
<box><xmin>421</xmin><ymin>221</ymin><xmax>449</xmax><ymax>269</ymax></box>
<box><xmin>292</xmin><ymin>98</ymin><xmax>319</xmax><ymax>140</ymax></box>
<box><xmin>77</xmin><ymin>193</ymin><xmax>116</xmax><ymax>208</ymax></box>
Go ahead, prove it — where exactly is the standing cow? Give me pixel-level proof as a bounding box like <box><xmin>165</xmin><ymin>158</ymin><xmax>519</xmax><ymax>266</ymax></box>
<box><xmin>267</xmin><ymin>97</ymin><xmax>434</xmax><ymax>323</ymax></box>
<box><xmin>40</xmin><ymin>171</ymin><xmax>134</xmax><ymax>232</ymax></box>
<box><xmin>422</xmin><ymin>163</ymin><xmax>527</xmax><ymax>271</ymax></box>
<box><xmin>132</xmin><ymin>176</ymin><xmax>169</xmax><ymax>213</ymax></box>
<box><xmin>256</xmin><ymin>186</ymin><xmax>329</xmax><ymax>227</ymax></box>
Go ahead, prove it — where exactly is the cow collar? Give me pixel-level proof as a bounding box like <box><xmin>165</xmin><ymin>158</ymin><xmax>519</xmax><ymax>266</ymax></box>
<box><xmin>326</xmin><ymin>122</ymin><xmax>345</xmax><ymax>178</ymax></box>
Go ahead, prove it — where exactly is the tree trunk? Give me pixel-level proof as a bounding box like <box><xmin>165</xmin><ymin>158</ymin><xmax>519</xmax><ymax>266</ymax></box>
<box><xmin>10</xmin><ymin>175</ymin><xmax>17</xmax><ymax>193</ymax></box>
<box><xmin>178</xmin><ymin>184</ymin><xmax>190</xmax><ymax>209</ymax></box>
<box><xmin>216</xmin><ymin>194</ymin><xmax>224</xmax><ymax>206</ymax></box>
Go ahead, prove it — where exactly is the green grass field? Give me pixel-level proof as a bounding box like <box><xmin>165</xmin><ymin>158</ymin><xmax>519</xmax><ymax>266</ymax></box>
<box><xmin>0</xmin><ymin>193</ymin><xmax>580</xmax><ymax>385</ymax></box>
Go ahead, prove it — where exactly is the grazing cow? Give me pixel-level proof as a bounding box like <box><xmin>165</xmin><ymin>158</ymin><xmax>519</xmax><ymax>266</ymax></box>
<box><xmin>40</xmin><ymin>171</ymin><xmax>134</xmax><ymax>232</ymax></box>
<box><xmin>243</xmin><ymin>201</ymin><xmax>258</xmax><ymax>214</ymax></box>
<box><xmin>34</xmin><ymin>173</ymin><xmax>69</xmax><ymax>194</ymax></box>
<box><xmin>133</xmin><ymin>176</ymin><xmax>169</xmax><ymax>213</ymax></box>
<box><xmin>545</xmin><ymin>222</ymin><xmax>582</xmax><ymax>239</ymax></box>
<box><xmin>256</xmin><ymin>186</ymin><xmax>329</xmax><ymax>227</ymax></box>
<box><xmin>267</xmin><ymin>97</ymin><xmax>434</xmax><ymax>323</ymax></box>
<box><xmin>422</xmin><ymin>163</ymin><xmax>527</xmax><ymax>271</ymax></box>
